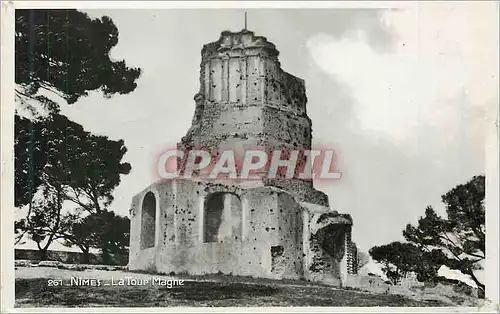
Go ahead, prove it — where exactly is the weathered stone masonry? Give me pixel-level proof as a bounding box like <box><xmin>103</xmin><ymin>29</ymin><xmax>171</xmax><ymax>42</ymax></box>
<box><xmin>128</xmin><ymin>29</ymin><xmax>356</xmax><ymax>285</ymax></box>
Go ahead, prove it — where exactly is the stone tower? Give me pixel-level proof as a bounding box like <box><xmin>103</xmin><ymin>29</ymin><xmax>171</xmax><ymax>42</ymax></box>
<box><xmin>179</xmin><ymin>29</ymin><xmax>328</xmax><ymax>206</ymax></box>
<box><xmin>128</xmin><ymin>29</ymin><xmax>355</xmax><ymax>286</ymax></box>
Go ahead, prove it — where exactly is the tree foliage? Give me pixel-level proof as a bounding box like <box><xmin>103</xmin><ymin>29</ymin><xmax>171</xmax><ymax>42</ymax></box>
<box><xmin>15</xmin><ymin>114</ymin><xmax>131</xmax><ymax>211</ymax></box>
<box><xmin>60</xmin><ymin>210</ymin><xmax>130</xmax><ymax>264</ymax></box>
<box><xmin>14</xmin><ymin>183</ymin><xmax>64</xmax><ymax>260</ymax></box>
<box><xmin>15</xmin><ymin>9</ymin><xmax>141</xmax><ymax>112</ymax></box>
<box><xmin>369</xmin><ymin>242</ymin><xmax>419</xmax><ymax>284</ymax></box>
<box><xmin>369</xmin><ymin>241</ymin><xmax>452</xmax><ymax>284</ymax></box>
<box><xmin>369</xmin><ymin>175</ymin><xmax>485</xmax><ymax>290</ymax></box>
<box><xmin>403</xmin><ymin>175</ymin><xmax>485</xmax><ymax>290</ymax></box>
<box><xmin>14</xmin><ymin>114</ymin><xmax>47</xmax><ymax>208</ymax></box>
<box><xmin>14</xmin><ymin>9</ymin><xmax>138</xmax><ymax>261</ymax></box>
<box><xmin>15</xmin><ymin>114</ymin><xmax>131</xmax><ymax>255</ymax></box>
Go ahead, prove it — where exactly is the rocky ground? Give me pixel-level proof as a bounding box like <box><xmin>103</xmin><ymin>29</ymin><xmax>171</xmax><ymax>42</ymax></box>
<box><xmin>14</xmin><ymin>265</ymin><xmax>470</xmax><ymax>308</ymax></box>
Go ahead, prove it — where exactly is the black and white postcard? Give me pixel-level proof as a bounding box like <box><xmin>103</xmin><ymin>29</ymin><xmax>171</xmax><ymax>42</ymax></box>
<box><xmin>1</xmin><ymin>1</ymin><xmax>499</xmax><ymax>312</ymax></box>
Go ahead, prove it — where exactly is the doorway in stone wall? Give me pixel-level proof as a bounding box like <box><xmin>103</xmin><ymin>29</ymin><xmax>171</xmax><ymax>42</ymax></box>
<box><xmin>141</xmin><ymin>192</ymin><xmax>156</xmax><ymax>249</ymax></box>
<box><xmin>203</xmin><ymin>192</ymin><xmax>242</xmax><ymax>243</ymax></box>
<box><xmin>315</xmin><ymin>224</ymin><xmax>346</xmax><ymax>277</ymax></box>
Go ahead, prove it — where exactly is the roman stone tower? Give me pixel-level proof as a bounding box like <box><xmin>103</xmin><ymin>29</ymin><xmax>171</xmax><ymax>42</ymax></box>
<box><xmin>179</xmin><ymin>29</ymin><xmax>327</xmax><ymax>205</ymax></box>
<box><xmin>128</xmin><ymin>29</ymin><xmax>356</xmax><ymax>286</ymax></box>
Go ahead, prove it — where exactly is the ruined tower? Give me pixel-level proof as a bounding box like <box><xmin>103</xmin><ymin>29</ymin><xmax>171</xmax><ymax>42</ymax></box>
<box><xmin>128</xmin><ymin>29</ymin><xmax>355</xmax><ymax>285</ymax></box>
<box><xmin>179</xmin><ymin>29</ymin><xmax>328</xmax><ymax>205</ymax></box>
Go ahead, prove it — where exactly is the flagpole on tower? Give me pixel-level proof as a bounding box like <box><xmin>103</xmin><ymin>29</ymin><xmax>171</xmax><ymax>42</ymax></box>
<box><xmin>244</xmin><ymin>11</ymin><xmax>247</xmax><ymax>30</ymax></box>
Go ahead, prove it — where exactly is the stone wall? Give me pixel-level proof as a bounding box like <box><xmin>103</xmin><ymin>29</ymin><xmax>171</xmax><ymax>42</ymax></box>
<box><xmin>345</xmin><ymin>274</ymin><xmax>391</xmax><ymax>294</ymax></box>
<box><xmin>129</xmin><ymin>180</ymin><xmax>306</xmax><ymax>280</ymax></box>
<box><xmin>15</xmin><ymin>249</ymin><xmax>128</xmax><ymax>266</ymax></box>
<box><xmin>344</xmin><ymin>274</ymin><xmax>481</xmax><ymax>306</ymax></box>
<box><xmin>299</xmin><ymin>211</ymin><xmax>352</xmax><ymax>286</ymax></box>
<box><xmin>275</xmin><ymin>191</ymin><xmax>304</xmax><ymax>278</ymax></box>
<box><xmin>188</xmin><ymin>30</ymin><xmax>311</xmax><ymax>150</ymax></box>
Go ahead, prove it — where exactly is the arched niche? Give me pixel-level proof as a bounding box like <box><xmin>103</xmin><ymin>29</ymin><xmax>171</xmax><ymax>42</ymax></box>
<box><xmin>203</xmin><ymin>192</ymin><xmax>242</xmax><ymax>243</ymax></box>
<box><xmin>141</xmin><ymin>191</ymin><xmax>156</xmax><ymax>249</ymax></box>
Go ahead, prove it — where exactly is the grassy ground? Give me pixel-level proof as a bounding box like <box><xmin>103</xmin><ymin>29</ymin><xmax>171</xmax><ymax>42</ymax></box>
<box><xmin>15</xmin><ymin>267</ymin><xmax>446</xmax><ymax>308</ymax></box>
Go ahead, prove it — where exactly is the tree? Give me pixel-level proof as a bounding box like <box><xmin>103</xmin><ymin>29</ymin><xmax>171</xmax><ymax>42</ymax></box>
<box><xmin>14</xmin><ymin>9</ymin><xmax>139</xmax><ymax>260</ymax></box>
<box><xmin>60</xmin><ymin>210</ymin><xmax>130</xmax><ymax>264</ymax></box>
<box><xmin>62</xmin><ymin>132</ymin><xmax>131</xmax><ymax>214</ymax></box>
<box><xmin>14</xmin><ymin>114</ymin><xmax>131</xmax><ymax>257</ymax></box>
<box><xmin>403</xmin><ymin>175</ymin><xmax>485</xmax><ymax>291</ymax></box>
<box><xmin>15</xmin><ymin>9</ymin><xmax>141</xmax><ymax>114</ymax></box>
<box><xmin>369</xmin><ymin>242</ymin><xmax>424</xmax><ymax>284</ymax></box>
<box><xmin>15</xmin><ymin>114</ymin><xmax>131</xmax><ymax>211</ymax></box>
<box><xmin>15</xmin><ymin>8</ymin><xmax>138</xmax><ymax>209</ymax></box>
<box><xmin>14</xmin><ymin>114</ymin><xmax>48</xmax><ymax>208</ymax></box>
<box><xmin>369</xmin><ymin>241</ymin><xmax>453</xmax><ymax>284</ymax></box>
<box><xmin>14</xmin><ymin>184</ymin><xmax>63</xmax><ymax>260</ymax></box>
<box><xmin>14</xmin><ymin>114</ymin><xmax>77</xmax><ymax>251</ymax></box>
<box><xmin>96</xmin><ymin>211</ymin><xmax>130</xmax><ymax>265</ymax></box>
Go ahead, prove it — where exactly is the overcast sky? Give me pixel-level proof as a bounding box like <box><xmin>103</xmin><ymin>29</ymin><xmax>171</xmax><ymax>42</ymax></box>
<box><xmin>47</xmin><ymin>4</ymin><xmax>498</xmax><ymax>252</ymax></box>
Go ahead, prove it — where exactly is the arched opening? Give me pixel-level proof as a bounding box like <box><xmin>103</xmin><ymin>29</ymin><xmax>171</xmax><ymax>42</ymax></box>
<box><xmin>308</xmin><ymin>224</ymin><xmax>347</xmax><ymax>277</ymax></box>
<box><xmin>317</xmin><ymin>224</ymin><xmax>346</xmax><ymax>261</ymax></box>
<box><xmin>141</xmin><ymin>192</ymin><xmax>156</xmax><ymax>249</ymax></box>
<box><xmin>203</xmin><ymin>192</ymin><xmax>242</xmax><ymax>243</ymax></box>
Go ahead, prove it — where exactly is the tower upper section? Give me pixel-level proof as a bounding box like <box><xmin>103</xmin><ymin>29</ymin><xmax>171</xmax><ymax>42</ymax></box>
<box><xmin>200</xmin><ymin>30</ymin><xmax>308</xmax><ymax>116</ymax></box>
<box><xmin>178</xmin><ymin>29</ymin><xmax>329</xmax><ymax>206</ymax></box>
<box><xmin>182</xmin><ymin>30</ymin><xmax>312</xmax><ymax>151</ymax></box>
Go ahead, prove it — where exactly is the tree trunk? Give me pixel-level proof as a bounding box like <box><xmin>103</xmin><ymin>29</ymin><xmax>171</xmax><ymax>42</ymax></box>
<box><xmin>38</xmin><ymin>248</ymin><xmax>49</xmax><ymax>261</ymax></box>
<box><xmin>101</xmin><ymin>248</ymin><xmax>112</xmax><ymax>265</ymax></box>
<box><xmin>34</xmin><ymin>185</ymin><xmax>63</xmax><ymax>260</ymax></box>
<box><xmin>80</xmin><ymin>247</ymin><xmax>91</xmax><ymax>264</ymax></box>
<box><xmin>468</xmin><ymin>270</ymin><xmax>485</xmax><ymax>295</ymax></box>
<box><xmin>36</xmin><ymin>239</ymin><xmax>49</xmax><ymax>261</ymax></box>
